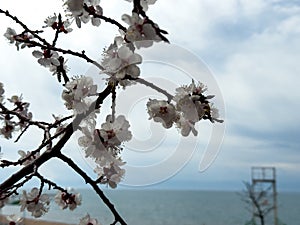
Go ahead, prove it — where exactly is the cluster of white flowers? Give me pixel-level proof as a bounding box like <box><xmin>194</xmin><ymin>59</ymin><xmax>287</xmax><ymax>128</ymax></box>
<box><xmin>147</xmin><ymin>80</ymin><xmax>223</xmax><ymax>136</ymax></box>
<box><xmin>3</xmin><ymin>28</ymin><xmax>33</xmax><ymax>50</ymax></box>
<box><xmin>4</xmin><ymin>27</ymin><xmax>66</xmax><ymax>75</ymax></box>
<box><xmin>55</xmin><ymin>190</ymin><xmax>82</xmax><ymax>210</ymax></box>
<box><xmin>101</xmin><ymin>40</ymin><xmax>142</xmax><ymax>86</ymax></box>
<box><xmin>0</xmin><ymin>95</ymin><xmax>33</xmax><ymax>139</ymax></box>
<box><xmin>121</xmin><ymin>12</ymin><xmax>161</xmax><ymax>48</ymax></box>
<box><xmin>18</xmin><ymin>150</ymin><xmax>40</xmax><ymax>166</ymax></box>
<box><xmin>0</xmin><ymin>0</ymin><xmax>225</xmax><ymax>223</ymax></box>
<box><xmin>146</xmin><ymin>99</ymin><xmax>177</xmax><ymax>129</ymax></box>
<box><xmin>62</xmin><ymin>76</ymin><xmax>97</xmax><ymax>115</ymax></box>
<box><xmin>0</xmin><ymin>122</ymin><xmax>14</xmax><ymax>139</ymax></box>
<box><xmin>78</xmin><ymin>115</ymin><xmax>131</xmax><ymax>188</ymax></box>
<box><xmin>32</xmin><ymin>49</ymin><xmax>60</xmax><ymax>68</ymax></box>
<box><xmin>43</xmin><ymin>13</ymin><xmax>73</xmax><ymax>33</ymax></box>
<box><xmin>124</xmin><ymin>0</ymin><xmax>157</xmax><ymax>12</ymax></box>
<box><xmin>20</xmin><ymin>188</ymin><xmax>50</xmax><ymax>218</ymax></box>
<box><xmin>64</xmin><ymin>0</ymin><xmax>103</xmax><ymax>28</ymax></box>
<box><xmin>79</xmin><ymin>214</ymin><xmax>102</xmax><ymax>225</ymax></box>
<box><xmin>8</xmin><ymin>95</ymin><xmax>33</xmax><ymax>122</ymax></box>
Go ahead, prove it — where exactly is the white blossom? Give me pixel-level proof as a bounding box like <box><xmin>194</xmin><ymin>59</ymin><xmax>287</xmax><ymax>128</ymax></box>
<box><xmin>43</xmin><ymin>14</ymin><xmax>73</xmax><ymax>33</ymax></box>
<box><xmin>146</xmin><ymin>81</ymin><xmax>222</xmax><ymax>136</ymax></box>
<box><xmin>102</xmin><ymin>44</ymin><xmax>142</xmax><ymax>81</ymax></box>
<box><xmin>55</xmin><ymin>190</ymin><xmax>82</xmax><ymax>210</ymax></box>
<box><xmin>18</xmin><ymin>150</ymin><xmax>40</xmax><ymax>166</ymax></box>
<box><xmin>100</xmin><ymin>115</ymin><xmax>132</xmax><ymax>146</ymax></box>
<box><xmin>44</xmin><ymin>14</ymin><xmax>58</xmax><ymax>28</ymax></box>
<box><xmin>0</xmin><ymin>94</ymin><xmax>32</xmax><ymax>138</ymax></box>
<box><xmin>62</xmin><ymin>76</ymin><xmax>97</xmax><ymax>114</ymax></box>
<box><xmin>78</xmin><ymin>126</ymin><xmax>99</xmax><ymax>157</ymax></box>
<box><xmin>146</xmin><ymin>99</ymin><xmax>177</xmax><ymax>129</ymax></box>
<box><xmin>0</xmin><ymin>120</ymin><xmax>15</xmax><ymax>139</ymax></box>
<box><xmin>210</xmin><ymin>104</ymin><xmax>224</xmax><ymax>123</ymax></box>
<box><xmin>94</xmin><ymin>159</ymin><xmax>126</xmax><ymax>188</ymax></box>
<box><xmin>121</xmin><ymin>13</ymin><xmax>161</xmax><ymax>48</ymax></box>
<box><xmin>79</xmin><ymin>115</ymin><xmax>131</xmax><ymax>161</ymax></box>
<box><xmin>6</xmin><ymin>95</ymin><xmax>33</xmax><ymax>129</ymax></box>
<box><xmin>174</xmin><ymin>80</ymin><xmax>211</xmax><ymax>122</ymax></box>
<box><xmin>64</xmin><ymin>0</ymin><xmax>103</xmax><ymax>28</ymax></box>
<box><xmin>79</xmin><ymin>214</ymin><xmax>102</xmax><ymax>225</ymax></box>
<box><xmin>20</xmin><ymin>188</ymin><xmax>50</xmax><ymax>218</ymax></box>
<box><xmin>6</xmin><ymin>214</ymin><xmax>24</xmax><ymax>225</ymax></box>
<box><xmin>140</xmin><ymin>0</ymin><xmax>157</xmax><ymax>11</ymax></box>
<box><xmin>176</xmin><ymin>116</ymin><xmax>198</xmax><ymax>137</ymax></box>
<box><xmin>32</xmin><ymin>50</ymin><xmax>60</xmax><ymax>67</ymax></box>
<box><xmin>78</xmin><ymin>115</ymin><xmax>130</xmax><ymax>188</ymax></box>
<box><xmin>3</xmin><ymin>28</ymin><xmax>16</xmax><ymax>44</ymax></box>
<box><xmin>3</xmin><ymin>28</ymin><xmax>33</xmax><ymax>50</ymax></box>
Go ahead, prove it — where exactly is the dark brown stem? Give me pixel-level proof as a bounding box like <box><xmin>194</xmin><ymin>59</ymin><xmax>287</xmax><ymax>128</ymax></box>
<box><xmin>52</xmin><ymin>14</ymin><xmax>62</xmax><ymax>47</ymax></box>
<box><xmin>56</xmin><ymin>152</ymin><xmax>127</xmax><ymax>225</ymax></box>
<box><xmin>49</xmin><ymin>115</ymin><xmax>73</xmax><ymax>129</ymax></box>
<box><xmin>83</xmin><ymin>4</ymin><xmax>127</xmax><ymax>32</ymax></box>
<box><xmin>22</xmin><ymin>39</ymin><xmax>103</xmax><ymax>70</ymax></box>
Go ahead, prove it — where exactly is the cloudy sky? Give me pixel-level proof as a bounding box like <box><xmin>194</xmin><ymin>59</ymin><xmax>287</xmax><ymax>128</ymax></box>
<box><xmin>0</xmin><ymin>0</ymin><xmax>299</xmax><ymax>192</ymax></box>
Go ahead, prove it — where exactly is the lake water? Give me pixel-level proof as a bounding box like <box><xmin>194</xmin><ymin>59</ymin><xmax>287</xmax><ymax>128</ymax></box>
<box><xmin>1</xmin><ymin>190</ymin><xmax>299</xmax><ymax>225</ymax></box>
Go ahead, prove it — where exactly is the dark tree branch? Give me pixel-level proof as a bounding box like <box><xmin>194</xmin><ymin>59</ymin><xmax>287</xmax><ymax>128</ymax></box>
<box><xmin>52</xmin><ymin>14</ymin><xmax>62</xmax><ymax>47</ymax></box>
<box><xmin>0</xmin><ymin>103</ymin><xmax>50</xmax><ymax>129</ymax></box>
<box><xmin>0</xmin><ymin>83</ymin><xmax>113</xmax><ymax>190</ymax></box>
<box><xmin>0</xmin><ymin>9</ymin><xmax>103</xmax><ymax>71</ymax></box>
<box><xmin>35</xmin><ymin>172</ymin><xmax>66</xmax><ymax>193</ymax></box>
<box><xmin>83</xmin><ymin>4</ymin><xmax>127</xmax><ymax>32</ymax></box>
<box><xmin>0</xmin><ymin>9</ymin><xmax>50</xmax><ymax>47</ymax></box>
<box><xmin>56</xmin><ymin>152</ymin><xmax>127</xmax><ymax>225</ymax></box>
<box><xmin>14</xmin><ymin>123</ymin><xmax>30</xmax><ymax>142</ymax></box>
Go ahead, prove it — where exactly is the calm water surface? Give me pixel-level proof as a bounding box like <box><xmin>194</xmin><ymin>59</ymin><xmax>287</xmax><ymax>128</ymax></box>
<box><xmin>1</xmin><ymin>190</ymin><xmax>299</xmax><ymax>225</ymax></box>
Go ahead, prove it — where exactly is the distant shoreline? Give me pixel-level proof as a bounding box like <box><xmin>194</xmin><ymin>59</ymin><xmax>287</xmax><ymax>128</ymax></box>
<box><xmin>0</xmin><ymin>215</ymin><xmax>74</xmax><ymax>225</ymax></box>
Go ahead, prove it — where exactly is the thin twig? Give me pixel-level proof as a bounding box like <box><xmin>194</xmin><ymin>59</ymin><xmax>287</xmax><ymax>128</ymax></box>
<box><xmin>0</xmin><ymin>9</ymin><xmax>50</xmax><ymax>47</ymax></box>
<box><xmin>135</xmin><ymin>78</ymin><xmax>173</xmax><ymax>102</ymax></box>
<box><xmin>83</xmin><ymin>4</ymin><xmax>127</xmax><ymax>32</ymax></box>
<box><xmin>14</xmin><ymin>123</ymin><xmax>30</xmax><ymax>142</ymax></box>
<box><xmin>35</xmin><ymin>172</ymin><xmax>66</xmax><ymax>192</ymax></box>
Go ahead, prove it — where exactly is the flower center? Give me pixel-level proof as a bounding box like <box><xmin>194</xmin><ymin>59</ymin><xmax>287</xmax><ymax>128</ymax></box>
<box><xmin>159</xmin><ymin>106</ymin><xmax>168</xmax><ymax>114</ymax></box>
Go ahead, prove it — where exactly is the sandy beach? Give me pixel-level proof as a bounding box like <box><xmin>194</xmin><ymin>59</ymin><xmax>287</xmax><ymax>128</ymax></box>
<box><xmin>0</xmin><ymin>215</ymin><xmax>75</xmax><ymax>225</ymax></box>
